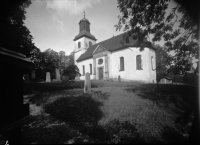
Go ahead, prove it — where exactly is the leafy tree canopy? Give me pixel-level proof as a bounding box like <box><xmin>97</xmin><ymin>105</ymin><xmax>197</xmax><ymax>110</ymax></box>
<box><xmin>62</xmin><ymin>65</ymin><xmax>81</xmax><ymax>80</ymax></box>
<box><xmin>0</xmin><ymin>0</ymin><xmax>35</xmax><ymax>57</ymax></box>
<box><xmin>154</xmin><ymin>44</ymin><xmax>172</xmax><ymax>81</ymax></box>
<box><xmin>115</xmin><ymin>0</ymin><xmax>199</xmax><ymax>75</ymax></box>
<box><xmin>33</xmin><ymin>48</ymin><xmax>74</xmax><ymax>81</ymax></box>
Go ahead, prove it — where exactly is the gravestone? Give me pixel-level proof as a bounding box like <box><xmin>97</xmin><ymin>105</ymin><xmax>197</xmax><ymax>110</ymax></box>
<box><xmin>75</xmin><ymin>75</ymin><xmax>80</xmax><ymax>81</ymax></box>
<box><xmin>55</xmin><ymin>69</ymin><xmax>61</xmax><ymax>81</ymax></box>
<box><xmin>31</xmin><ymin>70</ymin><xmax>35</xmax><ymax>80</ymax></box>
<box><xmin>46</xmin><ymin>72</ymin><xmax>51</xmax><ymax>82</ymax></box>
<box><xmin>118</xmin><ymin>75</ymin><xmax>121</xmax><ymax>82</ymax></box>
<box><xmin>24</xmin><ymin>74</ymin><xmax>30</xmax><ymax>83</ymax></box>
<box><xmin>84</xmin><ymin>73</ymin><xmax>91</xmax><ymax>93</ymax></box>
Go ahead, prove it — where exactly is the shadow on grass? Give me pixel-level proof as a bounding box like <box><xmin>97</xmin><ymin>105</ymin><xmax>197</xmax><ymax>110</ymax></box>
<box><xmin>125</xmin><ymin>84</ymin><xmax>196</xmax><ymax>112</ymax></box>
<box><xmin>161</xmin><ymin>126</ymin><xmax>188</xmax><ymax>144</ymax></box>
<box><xmin>44</xmin><ymin>94</ymin><xmax>103</xmax><ymax>127</ymax></box>
<box><xmin>21</xmin><ymin>115</ymin><xmax>76</xmax><ymax>144</ymax></box>
<box><xmin>43</xmin><ymin>94</ymin><xmax>145</xmax><ymax>143</ymax></box>
<box><xmin>104</xmin><ymin>119</ymin><xmax>145</xmax><ymax>144</ymax></box>
<box><xmin>44</xmin><ymin>94</ymin><xmax>107</xmax><ymax>143</ymax></box>
<box><xmin>23</xmin><ymin>81</ymin><xmax>98</xmax><ymax>95</ymax></box>
<box><xmin>28</xmin><ymin>89</ymin><xmax>84</xmax><ymax>106</ymax></box>
<box><xmin>91</xmin><ymin>91</ymin><xmax>111</xmax><ymax>101</ymax></box>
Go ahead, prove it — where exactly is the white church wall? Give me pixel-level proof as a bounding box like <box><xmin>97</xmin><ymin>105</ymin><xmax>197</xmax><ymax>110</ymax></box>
<box><xmin>74</xmin><ymin>37</ymin><xmax>96</xmax><ymax>65</ymax></box>
<box><xmin>84</xmin><ymin>37</ymin><xmax>96</xmax><ymax>48</ymax></box>
<box><xmin>77</xmin><ymin>58</ymin><xmax>94</xmax><ymax>80</ymax></box>
<box><xmin>74</xmin><ymin>50</ymin><xmax>86</xmax><ymax>65</ymax></box>
<box><xmin>74</xmin><ymin>37</ymin><xmax>85</xmax><ymax>51</ymax></box>
<box><xmin>110</xmin><ymin>47</ymin><xmax>153</xmax><ymax>82</ymax></box>
<box><xmin>108</xmin><ymin>53</ymin><xmax>112</xmax><ymax>79</ymax></box>
<box><xmin>74</xmin><ymin>37</ymin><xmax>86</xmax><ymax>65</ymax></box>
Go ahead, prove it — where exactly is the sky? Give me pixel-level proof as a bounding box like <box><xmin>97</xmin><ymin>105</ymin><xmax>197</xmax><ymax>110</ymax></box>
<box><xmin>24</xmin><ymin>0</ymin><xmax>198</xmax><ymax>67</ymax></box>
<box><xmin>24</xmin><ymin>0</ymin><xmax>123</xmax><ymax>55</ymax></box>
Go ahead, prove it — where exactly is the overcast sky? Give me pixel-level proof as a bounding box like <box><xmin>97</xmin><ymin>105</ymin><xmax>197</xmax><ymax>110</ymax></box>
<box><xmin>24</xmin><ymin>0</ymin><xmax>198</xmax><ymax>67</ymax></box>
<box><xmin>24</xmin><ymin>0</ymin><xmax>123</xmax><ymax>55</ymax></box>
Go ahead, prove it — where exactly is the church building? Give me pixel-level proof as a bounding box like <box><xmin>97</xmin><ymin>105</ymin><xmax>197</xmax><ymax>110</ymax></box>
<box><xmin>74</xmin><ymin>14</ymin><xmax>156</xmax><ymax>83</ymax></box>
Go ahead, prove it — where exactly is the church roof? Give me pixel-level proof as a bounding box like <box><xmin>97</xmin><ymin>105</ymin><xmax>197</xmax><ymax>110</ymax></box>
<box><xmin>76</xmin><ymin>33</ymin><xmax>155</xmax><ymax>62</ymax></box>
<box><xmin>74</xmin><ymin>30</ymin><xmax>97</xmax><ymax>41</ymax></box>
<box><xmin>79</xmin><ymin>17</ymin><xmax>90</xmax><ymax>23</ymax></box>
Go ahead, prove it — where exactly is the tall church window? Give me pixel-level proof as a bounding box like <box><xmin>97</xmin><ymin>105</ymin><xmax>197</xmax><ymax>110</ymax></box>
<box><xmin>78</xmin><ymin>42</ymin><xmax>81</xmax><ymax>48</ymax></box>
<box><xmin>151</xmin><ymin>56</ymin><xmax>154</xmax><ymax>70</ymax></box>
<box><xmin>136</xmin><ymin>55</ymin><xmax>142</xmax><ymax>70</ymax></box>
<box><xmin>120</xmin><ymin>57</ymin><xmax>124</xmax><ymax>71</ymax></box>
<box><xmin>82</xmin><ymin>65</ymin><xmax>85</xmax><ymax>76</ymax></box>
<box><xmin>90</xmin><ymin>64</ymin><xmax>92</xmax><ymax>74</ymax></box>
<box><xmin>89</xmin><ymin>41</ymin><xmax>92</xmax><ymax>46</ymax></box>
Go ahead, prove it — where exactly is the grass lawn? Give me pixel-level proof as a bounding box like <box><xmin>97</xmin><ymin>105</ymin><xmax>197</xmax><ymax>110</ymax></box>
<box><xmin>22</xmin><ymin>80</ymin><xmax>195</xmax><ymax>144</ymax></box>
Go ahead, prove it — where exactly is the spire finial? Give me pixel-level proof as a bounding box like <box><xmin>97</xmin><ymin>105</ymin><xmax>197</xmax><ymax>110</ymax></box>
<box><xmin>84</xmin><ymin>10</ymin><xmax>85</xmax><ymax>18</ymax></box>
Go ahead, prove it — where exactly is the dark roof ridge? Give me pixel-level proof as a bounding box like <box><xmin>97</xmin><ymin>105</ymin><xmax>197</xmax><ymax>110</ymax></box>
<box><xmin>76</xmin><ymin>32</ymin><xmax>155</xmax><ymax>62</ymax></box>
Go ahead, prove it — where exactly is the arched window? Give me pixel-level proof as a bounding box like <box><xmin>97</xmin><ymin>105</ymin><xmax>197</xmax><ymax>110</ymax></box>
<box><xmin>89</xmin><ymin>41</ymin><xmax>92</xmax><ymax>46</ymax></box>
<box><xmin>90</xmin><ymin>64</ymin><xmax>92</xmax><ymax>74</ymax></box>
<box><xmin>78</xmin><ymin>42</ymin><xmax>81</xmax><ymax>48</ymax></box>
<box><xmin>82</xmin><ymin>65</ymin><xmax>85</xmax><ymax>76</ymax></box>
<box><xmin>136</xmin><ymin>55</ymin><xmax>142</xmax><ymax>70</ymax></box>
<box><xmin>120</xmin><ymin>57</ymin><xmax>124</xmax><ymax>71</ymax></box>
<box><xmin>151</xmin><ymin>56</ymin><xmax>154</xmax><ymax>70</ymax></box>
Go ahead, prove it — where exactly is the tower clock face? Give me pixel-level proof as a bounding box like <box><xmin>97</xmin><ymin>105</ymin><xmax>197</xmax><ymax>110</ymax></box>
<box><xmin>98</xmin><ymin>58</ymin><xmax>103</xmax><ymax>65</ymax></box>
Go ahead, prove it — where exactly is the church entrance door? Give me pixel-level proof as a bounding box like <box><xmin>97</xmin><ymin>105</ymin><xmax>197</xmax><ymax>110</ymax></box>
<box><xmin>98</xmin><ymin>67</ymin><xmax>103</xmax><ymax>80</ymax></box>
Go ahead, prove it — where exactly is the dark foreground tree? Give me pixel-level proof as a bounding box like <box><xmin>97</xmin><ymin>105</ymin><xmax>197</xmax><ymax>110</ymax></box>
<box><xmin>0</xmin><ymin>0</ymin><xmax>35</xmax><ymax>57</ymax></box>
<box><xmin>116</xmin><ymin>2</ymin><xmax>199</xmax><ymax>143</ymax></box>
<box><xmin>154</xmin><ymin>44</ymin><xmax>171</xmax><ymax>80</ymax></box>
<box><xmin>62</xmin><ymin>65</ymin><xmax>81</xmax><ymax>80</ymax></box>
<box><xmin>115</xmin><ymin>0</ymin><xmax>199</xmax><ymax>75</ymax></box>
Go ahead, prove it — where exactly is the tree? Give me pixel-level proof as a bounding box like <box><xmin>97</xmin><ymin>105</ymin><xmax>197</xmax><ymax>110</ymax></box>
<box><xmin>58</xmin><ymin>51</ymin><xmax>69</xmax><ymax>75</ymax></box>
<box><xmin>33</xmin><ymin>49</ymin><xmax>73</xmax><ymax>81</ymax></box>
<box><xmin>29</xmin><ymin>46</ymin><xmax>41</xmax><ymax>69</ymax></box>
<box><xmin>154</xmin><ymin>44</ymin><xmax>172</xmax><ymax>82</ymax></box>
<box><xmin>0</xmin><ymin>0</ymin><xmax>35</xmax><ymax>57</ymax></box>
<box><xmin>68</xmin><ymin>51</ymin><xmax>75</xmax><ymax>65</ymax></box>
<box><xmin>115</xmin><ymin>0</ymin><xmax>199</xmax><ymax>75</ymax></box>
<box><xmin>62</xmin><ymin>65</ymin><xmax>81</xmax><ymax>80</ymax></box>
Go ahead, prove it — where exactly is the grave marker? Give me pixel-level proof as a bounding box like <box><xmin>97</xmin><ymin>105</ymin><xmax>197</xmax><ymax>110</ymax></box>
<box><xmin>118</xmin><ymin>75</ymin><xmax>121</xmax><ymax>82</ymax></box>
<box><xmin>46</xmin><ymin>72</ymin><xmax>51</xmax><ymax>82</ymax></box>
<box><xmin>55</xmin><ymin>69</ymin><xmax>61</xmax><ymax>81</ymax></box>
<box><xmin>75</xmin><ymin>75</ymin><xmax>80</xmax><ymax>81</ymax></box>
<box><xmin>84</xmin><ymin>73</ymin><xmax>91</xmax><ymax>93</ymax></box>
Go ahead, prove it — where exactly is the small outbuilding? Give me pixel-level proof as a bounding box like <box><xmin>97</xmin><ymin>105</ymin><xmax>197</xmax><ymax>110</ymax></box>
<box><xmin>0</xmin><ymin>47</ymin><xmax>32</xmax><ymax>143</ymax></box>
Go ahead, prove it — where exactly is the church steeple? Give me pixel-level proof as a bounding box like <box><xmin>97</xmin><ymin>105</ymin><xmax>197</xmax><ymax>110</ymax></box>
<box><xmin>73</xmin><ymin>11</ymin><xmax>97</xmax><ymax>65</ymax></box>
<box><xmin>79</xmin><ymin>11</ymin><xmax>90</xmax><ymax>32</ymax></box>
<box><xmin>74</xmin><ymin>11</ymin><xmax>96</xmax><ymax>41</ymax></box>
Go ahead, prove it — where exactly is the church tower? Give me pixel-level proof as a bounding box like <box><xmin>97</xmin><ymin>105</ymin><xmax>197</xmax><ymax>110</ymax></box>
<box><xmin>74</xmin><ymin>11</ymin><xmax>97</xmax><ymax>65</ymax></box>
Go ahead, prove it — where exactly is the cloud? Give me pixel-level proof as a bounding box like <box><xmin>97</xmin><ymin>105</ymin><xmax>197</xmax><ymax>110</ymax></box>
<box><xmin>52</xmin><ymin>16</ymin><xmax>65</xmax><ymax>33</ymax></box>
<box><xmin>35</xmin><ymin>0</ymin><xmax>45</xmax><ymax>7</ymax></box>
<box><xmin>46</xmin><ymin>0</ymin><xmax>101</xmax><ymax>16</ymax></box>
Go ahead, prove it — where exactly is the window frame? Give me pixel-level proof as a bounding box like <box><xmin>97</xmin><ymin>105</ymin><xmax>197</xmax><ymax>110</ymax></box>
<box><xmin>136</xmin><ymin>55</ymin><xmax>143</xmax><ymax>70</ymax></box>
<box><xmin>151</xmin><ymin>56</ymin><xmax>154</xmax><ymax>70</ymax></box>
<box><xmin>119</xmin><ymin>57</ymin><xmax>124</xmax><ymax>71</ymax></box>
<box><xmin>90</xmin><ymin>64</ymin><xmax>92</xmax><ymax>74</ymax></box>
<box><xmin>82</xmin><ymin>65</ymin><xmax>85</xmax><ymax>76</ymax></box>
<box><xmin>89</xmin><ymin>41</ymin><xmax>92</xmax><ymax>46</ymax></box>
<box><xmin>78</xmin><ymin>42</ymin><xmax>81</xmax><ymax>48</ymax></box>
